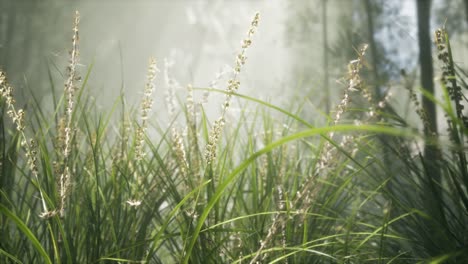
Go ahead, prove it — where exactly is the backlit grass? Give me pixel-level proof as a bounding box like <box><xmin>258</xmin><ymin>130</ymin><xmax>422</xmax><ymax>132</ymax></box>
<box><xmin>1</xmin><ymin>11</ymin><xmax>467</xmax><ymax>264</ymax></box>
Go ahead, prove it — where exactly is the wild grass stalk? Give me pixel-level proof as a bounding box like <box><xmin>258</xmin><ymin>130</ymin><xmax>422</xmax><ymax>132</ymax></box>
<box><xmin>128</xmin><ymin>57</ymin><xmax>158</xmax><ymax>206</ymax></box>
<box><xmin>50</xmin><ymin>10</ymin><xmax>81</xmax><ymax>219</ymax></box>
<box><xmin>0</xmin><ymin>71</ymin><xmax>49</xmax><ymax>215</ymax></box>
<box><xmin>204</xmin><ymin>12</ymin><xmax>260</xmax><ymax>165</ymax></box>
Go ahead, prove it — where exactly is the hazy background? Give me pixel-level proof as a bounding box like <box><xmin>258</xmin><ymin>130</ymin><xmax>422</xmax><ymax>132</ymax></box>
<box><xmin>1</xmin><ymin>0</ymin><xmax>467</xmax><ymax>122</ymax></box>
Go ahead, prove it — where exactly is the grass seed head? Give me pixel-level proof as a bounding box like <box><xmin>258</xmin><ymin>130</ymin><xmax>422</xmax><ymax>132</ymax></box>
<box><xmin>205</xmin><ymin>12</ymin><xmax>260</xmax><ymax>165</ymax></box>
<box><xmin>135</xmin><ymin>57</ymin><xmax>158</xmax><ymax>161</ymax></box>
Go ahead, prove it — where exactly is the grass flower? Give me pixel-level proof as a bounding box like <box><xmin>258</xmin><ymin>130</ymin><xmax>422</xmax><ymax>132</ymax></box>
<box><xmin>135</xmin><ymin>57</ymin><xmax>158</xmax><ymax>161</ymax></box>
<box><xmin>52</xmin><ymin>10</ymin><xmax>82</xmax><ymax>218</ymax></box>
<box><xmin>205</xmin><ymin>12</ymin><xmax>260</xmax><ymax>164</ymax></box>
<box><xmin>250</xmin><ymin>44</ymin><xmax>370</xmax><ymax>263</ymax></box>
<box><xmin>0</xmin><ymin>70</ymin><xmax>49</xmax><ymax>216</ymax></box>
<box><xmin>128</xmin><ymin>57</ymin><xmax>158</xmax><ymax>206</ymax></box>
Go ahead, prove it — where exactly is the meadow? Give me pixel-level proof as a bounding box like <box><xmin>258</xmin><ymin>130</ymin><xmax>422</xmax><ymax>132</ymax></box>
<box><xmin>1</xmin><ymin>11</ymin><xmax>467</xmax><ymax>264</ymax></box>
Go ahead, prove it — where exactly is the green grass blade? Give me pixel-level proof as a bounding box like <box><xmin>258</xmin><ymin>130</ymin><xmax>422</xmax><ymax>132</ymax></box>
<box><xmin>0</xmin><ymin>204</ymin><xmax>52</xmax><ymax>264</ymax></box>
<box><xmin>183</xmin><ymin>124</ymin><xmax>415</xmax><ymax>263</ymax></box>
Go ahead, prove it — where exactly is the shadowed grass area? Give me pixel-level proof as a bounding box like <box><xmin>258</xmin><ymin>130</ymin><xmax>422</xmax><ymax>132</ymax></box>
<box><xmin>1</xmin><ymin>11</ymin><xmax>467</xmax><ymax>264</ymax></box>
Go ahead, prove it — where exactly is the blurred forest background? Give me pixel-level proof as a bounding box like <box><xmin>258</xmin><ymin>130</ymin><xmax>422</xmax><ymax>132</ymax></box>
<box><xmin>1</xmin><ymin>0</ymin><xmax>468</xmax><ymax>120</ymax></box>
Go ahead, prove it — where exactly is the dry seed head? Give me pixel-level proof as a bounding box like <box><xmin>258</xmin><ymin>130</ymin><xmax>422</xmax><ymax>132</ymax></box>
<box><xmin>434</xmin><ymin>28</ymin><xmax>467</xmax><ymax>128</ymax></box>
<box><xmin>333</xmin><ymin>43</ymin><xmax>368</xmax><ymax>128</ymax></box>
<box><xmin>251</xmin><ymin>44</ymin><xmax>370</xmax><ymax>258</ymax></box>
<box><xmin>186</xmin><ymin>84</ymin><xmax>194</xmax><ymax>109</ymax></box>
<box><xmin>141</xmin><ymin>57</ymin><xmax>158</xmax><ymax>123</ymax></box>
<box><xmin>39</xmin><ymin>210</ymin><xmax>60</xmax><ymax>219</ymax></box>
<box><xmin>172</xmin><ymin>128</ymin><xmax>188</xmax><ymax>173</ymax></box>
<box><xmin>56</xmin><ymin>118</ymin><xmax>67</xmax><ymax>151</ymax></box>
<box><xmin>323</xmin><ymin>46</ymin><xmax>368</xmax><ymax>174</ymax></box>
<box><xmin>128</xmin><ymin>57</ymin><xmax>158</xmax><ymax>207</ymax></box>
<box><xmin>64</xmin><ymin>10</ymin><xmax>80</xmax><ymax>121</ymax></box>
<box><xmin>0</xmin><ymin>72</ymin><xmax>25</xmax><ymax>132</ymax></box>
<box><xmin>58</xmin><ymin>166</ymin><xmax>71</xmax><ymax>216</ymax></box>
<box><xmin>25</xmin><ymin>139</ymin><xmax>40</xmax><ymax>177</ymax></box>
<box><xmin>277</xmin><ymin>186</ymin><xmax>288</xmax><ymax>259</ymax></box>
<box><xmin>135</xmin><ymin>57</ymin><xmax>158</xmax><ymax>161</ymax></box>
<box><xmin>126</xmin><ymin>199</ymin><xmax>142</xmax><ymax>207</ymax></box>
<box><xmin>52</xmin><ymin>11</ymin><xmax>82</xmax><ymax>219</ymax></box>
<box><xmin>134</xmin><ymin>127</ymin><xmax>146</xmax><ymax>161</ymax></box>
<box><xmin>378</xmin><ymin>92</ymin><xmax>392</xmax><ymax>109</ymax></box>
<box><xmin>223</xmin><ymin>12</ymin><xmax>259</xmax><ymax>114</ymax></box>
<box><xmin>205</xmin><ymin>117</ymin><xmax>225</xmax><ymax>163</ymax></box>
<box><xmin>186</xmin><ymin>84</ymin><xmax>195</xmax><ymax>126</ymax></box>
<box><xmin>205</xmin><ymin>12</ymin><xmax>260</xmax><ymax>164</ymax></box>
<box><xmin>405</xmin><ymin>82</ymin><xmax>430</xmax><ymax>132</ymax></box>
<box><xmin>163</xmin><ymin>58</ymin><xmax>178</xmax><ymax>118</ymax></box>
<box><xmin>0</xmin><ymin>71</ymin><xmax>50</xmax><ymax>215</ymax></box>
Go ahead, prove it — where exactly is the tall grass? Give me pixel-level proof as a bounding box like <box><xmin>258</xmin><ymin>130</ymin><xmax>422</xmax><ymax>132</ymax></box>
<box><xmin>1</xmin><ymin>11</ymin><xmax>467</xmax><ymax>264</ymax></box>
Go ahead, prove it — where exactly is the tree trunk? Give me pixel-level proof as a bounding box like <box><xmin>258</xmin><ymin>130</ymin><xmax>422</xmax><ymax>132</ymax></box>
<box><xmin>322</xmin><ymin>0</ymin><xmax>330</xmax><ymax>113</ymax></box>
<box><xmin>417</xmin><ymin>0</ymin><xmax>437</xmax><ymax>136</ymax></box>
<box><xmin>416</xmin><ymin>0</ymin><xmax>448</xmax><ymax>253</ymax></box>
<box><xmin>364</xmin><ymin>0</ymin><xmax>381</xmax><ymax>100</ymax></box>
<box><xmin>465</xmin><ymin>0</ymin><xmax>468</xmax><ymax>25</ymax></box>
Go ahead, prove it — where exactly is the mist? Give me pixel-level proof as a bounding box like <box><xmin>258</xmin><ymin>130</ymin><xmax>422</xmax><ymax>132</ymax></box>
<box><xmin>3</xmin><ymin>0</ymin><xmax>468</xmax><ymax>129</ymax></box>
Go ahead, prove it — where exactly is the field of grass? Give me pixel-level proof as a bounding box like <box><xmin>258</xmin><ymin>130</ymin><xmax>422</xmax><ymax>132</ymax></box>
<box><xmin>1</xmin><ymin>11</ymin><xmax>468</xmax><ymax>264</ymax></box>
